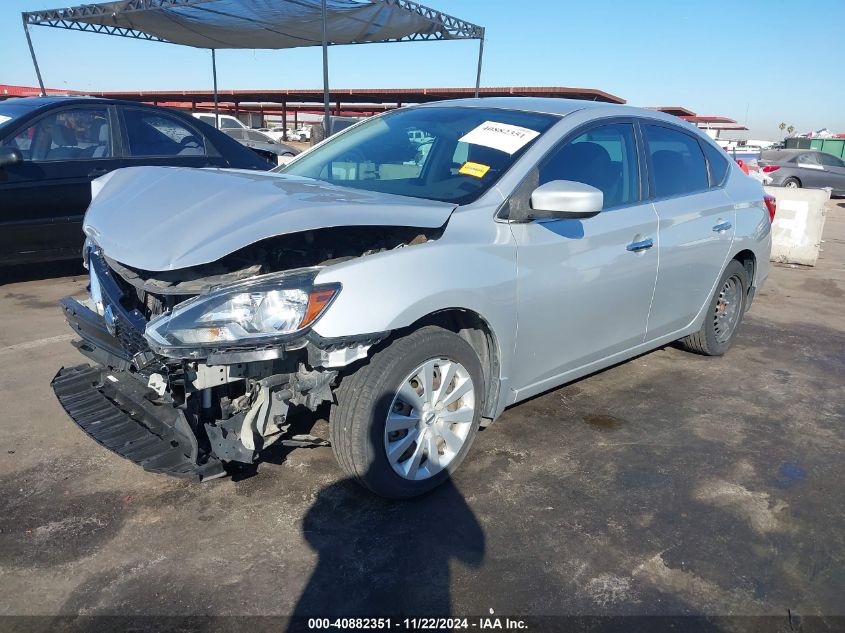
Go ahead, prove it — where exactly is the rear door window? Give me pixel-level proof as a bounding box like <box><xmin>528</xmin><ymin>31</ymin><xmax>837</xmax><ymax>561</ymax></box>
<box><xmin>124</xmin><ymin>109</ymin><xmax>205</xmax><ymax>157</ymax></box>
<box><xmin>643</xmin><ymin>124</ymin><xmax>709</xmax><ymax>197</ymax></box>
<box><xmin>539</xmin><ymin>122</ymin><xmax>640</xmax><ymax>209</ymax></box>
<box><xmin>817</xmin><ymin>153</ymin><xmax>845</xmax><ymax>168</ymax></box>
<box><xmin>796</xmin><ymin>153</ymin><xmax>821</xmax><ymax>167</ymax></box>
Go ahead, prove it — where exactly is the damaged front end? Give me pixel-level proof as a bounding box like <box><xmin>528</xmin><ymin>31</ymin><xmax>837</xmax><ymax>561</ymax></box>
<box><xmin>52</xmin><ymin>242</ymin><xmax>400</xmax><ymax>480</ymax></box>
<box><xmin>52</xmin><ymin>166</ymin><xmax>452</xmax><ymax>480</ymax></box>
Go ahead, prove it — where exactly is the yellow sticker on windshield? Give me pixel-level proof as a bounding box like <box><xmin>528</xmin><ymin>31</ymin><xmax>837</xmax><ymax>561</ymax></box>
<box><xmin>459</xmin><ymin>161</ymin><xmax>491</xmax><ymax>178</ymax></box>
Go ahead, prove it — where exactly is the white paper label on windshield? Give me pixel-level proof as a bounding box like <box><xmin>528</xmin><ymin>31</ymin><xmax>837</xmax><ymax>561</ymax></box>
<box><xmin>0</xmin><ymin>116</ymin><xmax>11</xmax><ymax>125</ymax></box>
<box><xmin>459</xmin><ymin>121</ymin><xmax>540</xmax><ymax>155</ymax></box>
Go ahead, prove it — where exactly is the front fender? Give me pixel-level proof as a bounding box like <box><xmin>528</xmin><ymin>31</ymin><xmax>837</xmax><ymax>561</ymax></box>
<box><xmin>311</xmin><ymin>212</ymin><xmax>518</xmax><ymax>406</ymax></box>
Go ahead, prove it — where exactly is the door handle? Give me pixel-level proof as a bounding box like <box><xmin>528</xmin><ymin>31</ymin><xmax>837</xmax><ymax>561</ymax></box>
<box><xmin>626</xmin><ymin>238</ymin><xmax>654</xmax><ymax>253</ymax></box>
<box><xmin>88</xmin><ymin>168</ymin><xmax>109</xmax><ymax>178</ymax></box>
<box><xmin>712</xmin><ymin>221</ymin><xmax>733</xmax><ymax>233</ymax></box>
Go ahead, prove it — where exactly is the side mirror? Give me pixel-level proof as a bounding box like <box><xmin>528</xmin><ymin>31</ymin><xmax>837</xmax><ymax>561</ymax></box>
<box><xmin>529</xmin><ymin>180</ymin><xmax>603</xmax><ymax>220</ymax></box>
<box><xmin>0</xmin><ymin>146</ymin><xmax>23</xmax><ymax>168</ymax></box>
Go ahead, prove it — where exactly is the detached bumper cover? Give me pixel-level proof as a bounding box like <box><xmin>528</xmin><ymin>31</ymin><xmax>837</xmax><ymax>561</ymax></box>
<box><xmin>60</xmin><ymin>297</ymin><xmax>132</xmax><ymax>366</ymax></box>
<box><xmin>51</xmin><ymin>364</ymin><xmax>225</xmax><ymax>481</ymax></box>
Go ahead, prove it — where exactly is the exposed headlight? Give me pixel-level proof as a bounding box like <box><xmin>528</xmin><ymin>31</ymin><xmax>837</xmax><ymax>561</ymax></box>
<box><xmin>145</xmin><ymin>270</ymin><xmax>339</xmax><ymax>354</ymax></box>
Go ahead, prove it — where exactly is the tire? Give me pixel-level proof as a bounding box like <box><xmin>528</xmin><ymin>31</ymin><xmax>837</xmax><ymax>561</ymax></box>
<box><xmin>679</xmin><ymin>259</ymin><xmax>749</xmax><ymax>356</ymax></box>
<box><xmin>330</xmin><ymin>326</ymin><xmax>484</xmax><ymax>499</ymax></box>
<box><xmin>783</xmin><ymin>177</ymin><xmax>801</xmax><ymax>189</ymax></box>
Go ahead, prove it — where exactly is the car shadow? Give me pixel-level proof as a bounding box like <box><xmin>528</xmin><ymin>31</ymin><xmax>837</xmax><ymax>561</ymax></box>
<box><xmin>282</xmin><ymin>394</ymin><xmax>486</xmax><ymax>631</ymax></box>
<box><xmin>0</xmin><ymin>260</ymin><xmax>85</xmax><ymax>285</ymax></box>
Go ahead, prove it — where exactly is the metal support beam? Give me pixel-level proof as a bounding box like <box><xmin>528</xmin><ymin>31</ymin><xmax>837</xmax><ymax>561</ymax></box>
<box><xmin>23</xmin><ymin>0</ymin><xmax>483</xmax><ymax>44</ymax></box>
<box><xmin>282</xmin><ymin>101</ymin><xmax>287</xmax><ymax>141</ymax></box>
<box><xmin>474</xmin><ymin>29</ymin><xmax>485</xmax><ymax>99</ymax></box>
<box><xmin>321</xmin><ymin>0</ymin><xmax>331</xmax><ymax>137</ymax></box>
<box><xmin>22</xmin><ymin>16</ymin><xmax>46</xmax><ymax>96</ymax></box>
<box><xmin>211</xmin><ymin>48</ymin><xmax>219</xmax><ymax>128</ymax></box>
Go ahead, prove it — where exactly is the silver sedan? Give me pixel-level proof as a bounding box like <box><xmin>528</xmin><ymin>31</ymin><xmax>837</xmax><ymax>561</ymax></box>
<box><xmin>55</xmin><ymin>98</ymin><xmax>773</xmax><ymax>497</ymax></box>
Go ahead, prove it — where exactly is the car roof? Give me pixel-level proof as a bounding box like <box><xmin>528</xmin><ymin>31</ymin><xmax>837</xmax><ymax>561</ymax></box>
<box><xmin>0</xmin><ymin>95</ymin><xmax>193</xmax><ymax>111</ymax></box>
<box><xmin>415</xmin><ymin>96</ymin><xmax>689</xmax><ymax>125</ymax></box>
<box><xmin>417</xmin><ymin>97</ymin><xmax>614</xmax><ymax>116</ymax></box>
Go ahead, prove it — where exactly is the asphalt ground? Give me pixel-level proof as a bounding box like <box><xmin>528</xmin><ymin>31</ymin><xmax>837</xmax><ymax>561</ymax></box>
<box><xmin>0</xmin><ymin>199</ymin><xmax>842</xmax><ymax>631</ymax></box>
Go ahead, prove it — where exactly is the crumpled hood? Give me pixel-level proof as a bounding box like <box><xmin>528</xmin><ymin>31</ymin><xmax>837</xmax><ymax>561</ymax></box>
<box><xmin>84</xmin><ymin>166</ymin><xmax>456</xmax><ymax>271</ymax></box>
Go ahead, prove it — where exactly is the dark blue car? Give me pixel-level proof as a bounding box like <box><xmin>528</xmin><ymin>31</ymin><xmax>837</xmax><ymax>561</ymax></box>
<box><xmin>0</xmin><ymin>97</ymin><xmax>273</xmax><ymax>264</ymax></box>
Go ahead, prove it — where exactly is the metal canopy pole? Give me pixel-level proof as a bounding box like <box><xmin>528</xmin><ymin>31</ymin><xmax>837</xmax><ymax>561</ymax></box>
<box><xmin>22</xmin><ymin>16</ymin><xmax>46</xmax><ymax>96</ymax></box>
<box><xmin>321</xmin><ymin>0</ymin><xmax>331</xmax><ymax>136</ymax></box>
<box><xmin>211</xmin><ymin>48</ymin><xmax>219</xmax><ymax>128</ymax></box>
<box><xmin>474</xmin><ymin>28</ymin><xmax>485</xmax><ymax>99</ymax></box>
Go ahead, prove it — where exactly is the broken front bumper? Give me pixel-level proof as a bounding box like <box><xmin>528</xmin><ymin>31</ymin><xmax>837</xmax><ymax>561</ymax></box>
<box><xmin>52</xmin><ymin>364</ymin><xmax>225</xmax><ymax>480</ymax></box>
<box><xmin>53</xmin><ymin>252</ymin><xmax>371</xmax><ymax>480</ymax></box>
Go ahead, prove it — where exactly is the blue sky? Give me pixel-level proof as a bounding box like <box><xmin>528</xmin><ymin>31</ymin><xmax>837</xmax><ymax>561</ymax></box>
<box><xmin>3</xmin><ymin>0</ymin><xmax>843</xmax><ymax>138</ymax></box>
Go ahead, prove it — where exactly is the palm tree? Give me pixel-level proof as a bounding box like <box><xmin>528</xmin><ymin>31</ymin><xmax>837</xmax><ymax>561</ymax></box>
<box><xmin>787</xmin><ymin>125</ymin><xmax>795</xmax><ymax>135</ymax></box>
<box><xmin>779</xmin><ymin>122</ymin><xmax>786</xmax><ymax>131</ymax></box>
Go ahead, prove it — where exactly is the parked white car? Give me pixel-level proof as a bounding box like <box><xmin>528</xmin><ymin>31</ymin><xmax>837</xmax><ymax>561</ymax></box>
<box><xmin>261</xmin><ymin>127</ymin><xmax>289</xmax><ymax>143</ymax></box>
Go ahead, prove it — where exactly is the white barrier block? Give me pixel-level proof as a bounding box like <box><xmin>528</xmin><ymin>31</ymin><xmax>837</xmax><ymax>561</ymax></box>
<box><xmin>764</xmin><ymin>186</ymin><xmax>830</xmax><ymax>266</ymax></box>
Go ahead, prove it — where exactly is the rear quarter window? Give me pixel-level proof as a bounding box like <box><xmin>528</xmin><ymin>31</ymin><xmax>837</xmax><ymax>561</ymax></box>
<box><xmin>700</xmin><ymin>141</ymin><xmax>730</xmax><ymax>187</ymax></box>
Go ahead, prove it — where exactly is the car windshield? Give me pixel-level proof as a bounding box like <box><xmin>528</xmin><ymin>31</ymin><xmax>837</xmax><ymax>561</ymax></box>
<box><xmin>0</xmin><ymin>100</ymin><xmax>43</xmax><ymax>134</ymax></box>
<box><xmin>277</xmin><ymin>107</ymin><xmax>558</xmax><ymax>205</ymax></box>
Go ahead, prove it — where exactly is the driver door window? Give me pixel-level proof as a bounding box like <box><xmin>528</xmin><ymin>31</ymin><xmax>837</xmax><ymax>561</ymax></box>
<box><xmin>539</xmin><ymin>123</ymin><xmax>639</xmax><ymax>209</ymax></box>
<box><xmin>124</xmin><ymin>109</ymin><xmax>205</xmax><ymax>157</ymax></box>
<box><xmin>10</xmin><ymin>107</ymin><xmax>112</xmax><ymax>161</ymax></box>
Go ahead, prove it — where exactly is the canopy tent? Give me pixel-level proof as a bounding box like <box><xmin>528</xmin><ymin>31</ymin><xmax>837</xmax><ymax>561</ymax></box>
<box><xmin>22</xmin><ymin>0</ymin><xmax>485</xmax><ymax>131</ymax></box>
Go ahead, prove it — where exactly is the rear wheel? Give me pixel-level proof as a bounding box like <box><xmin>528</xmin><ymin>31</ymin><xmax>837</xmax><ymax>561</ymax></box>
<box><xmin>330</xmin><ymin>326</ymin><xmax>484</xmax><ymax>498</ymax></box>
<box><xmin>679</xmin><ymin>259</ymin><xmax>749</xmax><ymax>356</ymax></box>
<box><xmin>783</xmin><ymin>177</ymin><xmax>801</xmax><ymax>189</ymax></box>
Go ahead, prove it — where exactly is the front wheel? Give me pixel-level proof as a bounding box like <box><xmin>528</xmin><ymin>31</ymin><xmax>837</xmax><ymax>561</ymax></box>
<box><xmin>679</xmin><ymin>259</ymin><xmax>749</xmax><ymax>356</ymax></box>
<box><xmin>330</xmin><ymin>326</ymin><xmax>484</xmax><ymax>498</ymax></box>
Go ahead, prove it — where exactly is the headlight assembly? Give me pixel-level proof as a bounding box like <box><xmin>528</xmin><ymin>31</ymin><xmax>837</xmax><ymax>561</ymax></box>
<box><xmin>144</xmin><ymin>270</ymin><xmax>339</xmax><ymax>355</ymax></box>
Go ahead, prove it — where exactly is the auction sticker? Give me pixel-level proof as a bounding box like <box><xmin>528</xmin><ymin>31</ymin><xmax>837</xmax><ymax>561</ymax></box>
<box><xmin>458</xmin><ymin>161</ymin><xmax>491</xmax><ymax>178</ymax></box>
<box><xmin>459</xmin><ymin>120</ymin><xmax>540</xmax><ymax>154</ymax></box>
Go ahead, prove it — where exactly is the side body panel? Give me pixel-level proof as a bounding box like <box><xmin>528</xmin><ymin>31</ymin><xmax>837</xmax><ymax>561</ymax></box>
<box><xmin>645</xmin><ymin>187</ymin><xmax>735</xmax><ymax>340</ymax></box>
<box><xmin>509</xmin><ymin>201</ymin><xmax>659</xmax><ymax>398</ymax></box>
<box><xmin>726</xmin><ymin>166</ymin><xmax>772</xmax><ymax>290</ymax></box>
